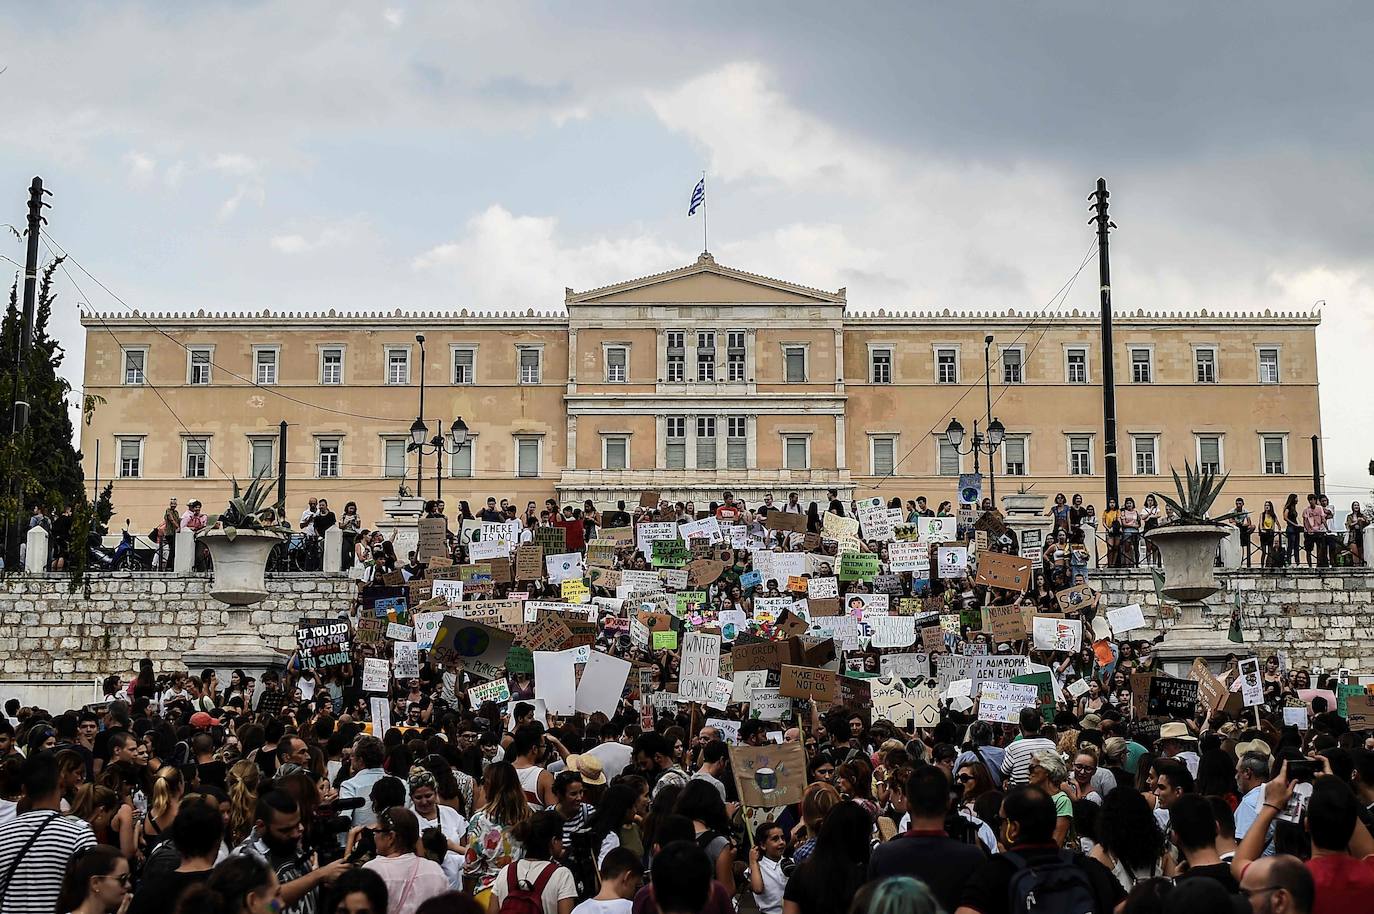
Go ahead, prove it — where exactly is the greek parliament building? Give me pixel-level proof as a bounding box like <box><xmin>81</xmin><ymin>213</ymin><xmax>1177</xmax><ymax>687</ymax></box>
<box><xmin>80</xmin><ymin>253</ymin><xmax>1323</xmax><ymax>527</ymax></box>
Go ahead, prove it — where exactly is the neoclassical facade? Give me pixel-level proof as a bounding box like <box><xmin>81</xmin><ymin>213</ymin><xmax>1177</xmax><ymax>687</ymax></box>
<box><xmin>80</xmin><ymin>254</ymin><xmax>1323</xmax><ymax>526</ymax></box>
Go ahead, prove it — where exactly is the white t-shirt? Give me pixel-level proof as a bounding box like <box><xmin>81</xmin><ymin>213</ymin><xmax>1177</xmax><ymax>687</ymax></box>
<box><xmin>585</xmin><ymin>741</ymin><xmax>633</xmax><ymax>780</ymax></box>
<box><xmin>416</xmin><ymin>804</ymin><xmax>467</xmax><ymax>890</ymax></box>
<box><xmin>747</xmin><ymin>855</ymin><xmax>788</xmax><ymax>914</ymax></box>
<box><xmin>571</xmin><ymin>899</ymin><xmax>633</xmax><ymax>914</ymax></box>
<box><xmin>491</xmin><ymin>860</ymin><xmax>578</xmax><ymax>914</ymax></box>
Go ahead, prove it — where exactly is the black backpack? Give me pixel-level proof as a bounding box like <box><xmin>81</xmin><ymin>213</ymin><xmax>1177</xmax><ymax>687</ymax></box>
<box><xmin>1002</xmin><ymin>850</ymin><xmax>1098</xmax><ymax>914</ymax></box>
<box><xmin>563</xmin><ymin>828</ymin><xmax>603</xmax><ymax>902</ymax></box>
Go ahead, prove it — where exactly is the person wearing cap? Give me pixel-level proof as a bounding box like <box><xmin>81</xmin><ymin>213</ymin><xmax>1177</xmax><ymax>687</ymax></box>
<box><xmin>1157</xmin><ymin>721</ymin><xmax>1201</xmax><ymax>778</ymax></box>
<box><xmin>189</xmin><ymin>710</ymin><xmax>220</xmax><ymax>730</ymax></box>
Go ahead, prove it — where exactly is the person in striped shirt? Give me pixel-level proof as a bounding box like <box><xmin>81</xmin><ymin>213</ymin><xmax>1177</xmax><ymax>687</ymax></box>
<box><xmin>999</xmin><ymin>707</ymin><xmax>1058</xmax><ymax>787</ymax></box>
<box><xmin>0</xmin><ymin>752</ymin><xmax>97</xmax><ymax>914</ymax></box>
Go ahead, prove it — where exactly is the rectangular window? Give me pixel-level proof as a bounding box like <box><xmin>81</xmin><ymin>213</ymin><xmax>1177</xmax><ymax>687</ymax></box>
<box><xmin>1003</xmin><ymin>435</ymin><xmax>1026</xmax><ymax>476</ymax></box>
<box><xmin>604</xmin><ymin>436</ymin><xmax>628</xmax><ymax>471</ymax></box>
<box><xmin>184</xmin><ymin>437</ymin><xmax>209</xmax><ymax>478</ymax></box>
<box><xmin>123</xmin><ymin>349</ymin><xmax>146</xmax><ymax>385</ymax></box>
<box><xmin>188</xmin><ymin>348</ymin><xmax>212</xmax><ymax>385</ymax></box>
<box><xmin>516</xmin><ymin>437</ymin><xmax>541</xmax><ymax>477</ymax></box>
<box><xmin>784</xmin><ymin>437</ymin><xmax>809</xmax><ymax>470</ymax></box>
<box><xmin>871</xmin><ymin>437</ymin><xmax>895</xmax><ymax>476</ymax></box>
<box><xmin>784</xmin><ymin>346</ymin><xmax>806</xmax><ymax>383</ymax></box>
<box><xmin>1133</xmin><ymin>436</ymin><xmax>1157</xmax><ymax>475</ymax></box>
<box><xmin>1002</xmin><ymin>349</ymin><xmax>1023</xmax><ymax>384</ymax></box>
<box><xmin>450</xmin><ymin>442</ymin><xmax>473</xmax><ymax>478</ymax></box>
<box><xmin>606</xmin><ymin>346</ymin><xmax>627</xmax><ymax>383</ymax></box>
<box><xmin>320</xmin><ymin>347</ymin><xmax>343</xmax><ymax>385</ymax></box>
<box><xmin>938</xmin><ymin>440</ymin><xmax>961</xmax><ymax>476</ymax></box>
<box><xmin>666</xmin><ymin>417</ymin><xmax>686</xmax><ymax>470</ymax></box>
<box><xmin>871</xmin><ymin>348</ymin><xmax>892</xmax><ymax>384</ymax></box>
<box><xmin>250</xmin><ymin>438</ymin><xmax>275</xmax><ymax>478</ymax></box>
<box><xmin>452</xmin><ymin>347</ymin><xmax>475</xmax><ymax>385</ymax></box>
<box><xmin>1066</xmin><ymin>349</ymin><xmax>1087</xmax><ymax>384</ymax></box>
<box><xmin>727</xmin><ymin>331</ymin><xmax>746</xmax><ymax>382</ymax></box>
<box><xmin>317</xmin><ymin>439</ymin><xmax>341</xmax><ymax>478</ymax></box>
<box><xmin>519</xmin><ymin>348</ymin><xmax>541</xmax><ymax>384</ymax></box>
<box><xmin>696</xmin><ymin>331</ymin><xmax>716</xmax><ymax>381</ymax></box>
<box><xmin>1262</xmin><ymin>435</ymin><xmax>1286</xmax><ymax>474</ymax></box>
<box><xmin>1259</xmin><ymin>348</ymin><xmax>1280</xmax><ymax>384</ymax></box>
<box><xmin>255</xmin><ymin>348</ymin><xmax>278</xmax><ymax>385</ymax></box>
<box><xmin>666</xmin><ymin>331</ymin><xmax>685</xmax><ymax>383</ymax></box>
<box><xmin>387</xmin><ymin>349</ymin><xmax>410</xmax><ymax>385</ymax></box>
<box><xmin>1197</xmin><ymin>435</ymin><xmax>1222</xmax><ymax>474</ymax></box>
<box><xmin>936</xmin><ymin>348</ymin><xmax>958</xmax><ymax>384</ymax></box>
<box><xmin>1069</xmin><ymin>436</ymin><xmax>1092</xmax><ymax>475</ymax></box>
<box><xmin>1131</xmin><ymin>349</ymin><xmax>1152</xmax><ymax>383</ymax></box>
<box><xmin>726</xmin><ymin>416</ymin><xmax>747</xmax><ymax>469</ymax></box>
<box><xmin>118</xmin><ymin>437</ymin><xmax>142</xmax><ymax>478</ymax></box>
<box><xmin>383</xmin><ymin>438</ymin><xmax>407</xmax><ymax>477</ymax></box>
<box><xmin>1195</xmin><ymin>348</ymin><xmax>1217</xmax><ymax>383</ymax></box>
<box><xmin>696</xmin><ymin>417</ymin><xmax>717</xmax><ymax>469</ymax></box>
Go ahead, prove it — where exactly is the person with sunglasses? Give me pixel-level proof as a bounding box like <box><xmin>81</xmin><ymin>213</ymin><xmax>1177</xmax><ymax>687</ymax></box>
<box><xmin>57</xmin><ymin>845</ymin><xmax>130</xmax><ymax>914</ymax></box>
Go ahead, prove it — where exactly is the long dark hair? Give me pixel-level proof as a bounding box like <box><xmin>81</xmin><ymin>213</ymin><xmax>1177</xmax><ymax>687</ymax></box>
<box><xmin>175</xmin><ymin>855</ymin><xmax>274</xmax><ymax>914</ymax></box>
<box><xmin>1096</xmin><ymin>785</ymin><xmax>1165</xmax><ymax>873</ymax></box>
<box><xmin>57</xmin><ymin>845</ymin><xmax>126</xmax><ymax>912</ymax></box>
<box><xmin>673</xmin><ymin>779</ymin><xmax>731</xmax><ymax>835</ymax></box>
<box><xmin>585</xmin><ymin>782</ymin><xmax>640</xmax><ymax>846</ymax></box>
<box><xmin>794</xmin><ymin>802</ymin><xmax>872</xmax><ymax>913</ymax></box>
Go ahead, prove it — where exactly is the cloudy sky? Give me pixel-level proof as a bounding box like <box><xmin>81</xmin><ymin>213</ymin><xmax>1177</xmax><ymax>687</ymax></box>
<box><xmin>2</xmin><ymin>2</ymin><xmax>1371</xmax><ymax>495</ymax></box>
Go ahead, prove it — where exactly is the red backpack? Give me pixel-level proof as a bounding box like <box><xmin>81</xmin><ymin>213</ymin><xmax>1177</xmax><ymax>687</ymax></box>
<box><xmin>499</xmin><ymin>861</ymin><xmax>559</xmax><ymax>914</ymax></box>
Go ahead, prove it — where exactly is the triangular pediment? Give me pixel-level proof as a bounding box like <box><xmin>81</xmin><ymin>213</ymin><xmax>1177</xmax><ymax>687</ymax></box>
<box><xmin>566</xmin><ymin>253</ymin><xmax>845</xmax><ymax>305</ymax></box>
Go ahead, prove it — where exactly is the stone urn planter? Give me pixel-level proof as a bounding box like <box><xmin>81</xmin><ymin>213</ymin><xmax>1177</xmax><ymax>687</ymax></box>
<box><xmin>1001</xmin><ymin>493</ymin><xmax>1047</xmax><ymax>515</ymax></box>
<box><xmin>201</xmin><ymin>528</ymin><xmax>284</xmax><ymax>605</ymax></box>
<box><xmin>1143</xmin><ymin>524</ymin><xmax>1229</xmax><ymax>602</ymax></box>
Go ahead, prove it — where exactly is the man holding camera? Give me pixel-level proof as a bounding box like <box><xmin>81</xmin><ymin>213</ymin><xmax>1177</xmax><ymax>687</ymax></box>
<box><xmin>233</xmin><ymin>789</ymin><xmax>350</xmax><ymax>914</ymax></box>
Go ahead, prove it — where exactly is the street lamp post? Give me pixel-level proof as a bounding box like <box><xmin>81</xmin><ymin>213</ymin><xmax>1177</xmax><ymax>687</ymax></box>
<box><xmin>409</xmin><ymin>417</ymin><xmax>471</xmax><ymax>504</ymax></box>
<box><xmin>984</xmin><ymin>334</ymin><xmax>996</xmax><ymax>505</ymax></box>
<box><xmin>414</xmin><ymin>334</ymin><xmax>426</xmax><ymax>498</ymax></box>
<box><xmin>944</xmin><ymin>415</ymin><xmax>1006</xmax><ymax>505</ymax></box>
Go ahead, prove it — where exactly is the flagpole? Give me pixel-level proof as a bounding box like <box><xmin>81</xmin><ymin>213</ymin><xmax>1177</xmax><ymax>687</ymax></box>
<box><xmin>702</xmin><ymin>171</ymin><xmax>708</xmax><ymax>253</ymax></box>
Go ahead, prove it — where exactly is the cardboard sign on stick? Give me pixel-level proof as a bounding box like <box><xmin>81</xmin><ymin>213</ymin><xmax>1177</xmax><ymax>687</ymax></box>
<box><xmin>974</xmin><ymin>552</ymin><xmax>1033</xmax><ymax>592</ymax></box>
<box><xmin>779</xmin><ymin>664</ymin><xmax>839</xmax><ymax>703</ymax></box>
<box><xmin>729</xmin><ymin>741</ymin><xmax>808</xmax><ymax>809</ymax></box>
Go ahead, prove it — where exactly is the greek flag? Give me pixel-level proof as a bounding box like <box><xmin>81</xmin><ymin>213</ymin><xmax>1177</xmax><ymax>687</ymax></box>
<box><xmin>688</xmin><ymin>177</ymin><xmax>705</xmax><ymax>216</ymax></box>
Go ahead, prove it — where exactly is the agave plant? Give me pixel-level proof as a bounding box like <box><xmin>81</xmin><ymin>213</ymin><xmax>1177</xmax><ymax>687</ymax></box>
<box><xmin>1154</xmin><ymin>461</ymin><xmax>1243</xmax><ymax>525</ymax></box>
<box><xmin>203</xmin><ymin>468</ymin><xmax>288</xmax><ymax>540</ymax></box>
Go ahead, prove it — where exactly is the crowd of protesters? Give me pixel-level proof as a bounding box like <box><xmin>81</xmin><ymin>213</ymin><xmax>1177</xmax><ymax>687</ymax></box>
<box><xmin>2</xmin><ymin>488</ymin><xmax>1374</xmax><ymax>914</ymax></box>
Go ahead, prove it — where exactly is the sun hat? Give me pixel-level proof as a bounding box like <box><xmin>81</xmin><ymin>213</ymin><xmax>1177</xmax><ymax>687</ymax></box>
<box><xmin>566</xmin><ymin>753</ymin><xmax>607</xmax><ymax>786</ymax></box>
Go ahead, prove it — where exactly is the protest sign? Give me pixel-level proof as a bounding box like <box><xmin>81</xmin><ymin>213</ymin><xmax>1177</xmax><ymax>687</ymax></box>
<box><xmin>872</xmin><ymin>677</ymin><xmax>940</xmax><ymax>728</ymax></box>
<box><xmin>779</xmin><ymin>664</ymin><xmax>839</xmax><ymax>703</ymax></box>
<box><xmin>916</xmin><ymin>516</ymin><xmax>958</xmax><ymax>543</ymax></box>
<box><xmin>469</xmin><ymin>678</ymin><xmax>511</xmax><ymax>707</ymax></box>
<box><xmin>687</xmin><ymin>559</ymin><xmax>728</xmax><ymax>587</ymax></box>
<box><xmin>1336</xmin><ymin>684</ymin><xmax>1365</xmax><ymax>718</ymax></box>
<box><xmin>1010</xmin><ymin>670</ymin><xmax>1056</xmax><ymax>723</ymax></box>
<box><xmin>386</xmin><ymin>622</ymin><xmax>414</xmax><ymax>641</ymax></box>
<box><xmin>374</xmin><ymin>596</ymin><xmax>409</xmax><ymax>621</ymax></box>
<box><xmin>1107</xmin><ymin>603</ymin><xmax>1147</xmax><ymax>635</ymax></box>
<box><xmin>765</xmin><ymin>511</ymin><xmax>807</xmax><ymax>533</ymax></box>
<box><xmin>1191</xmin><ymin>658</ymin><xmax>1231</xmax><ymax>713</ymax></box>
<box><xmin>1238</xmin><ymin>657</ymin><xmax>1265</xmax><ymax>707</ymax></box>
<box><xmin>545</xmin><ymin>552</ymin><xmax>585</xmax><ymax>584</ymax></box>
<box><xmin>515</xmin><ymin>544</ymin><xmax>544</xmax><ymax>581</ymax></box>
<box><xmin>1147</xmin><ymin>677</ymin><xmax>1200</xmax><ymax>719</ymax></box>
<box><xmin>729</xmin><ymin>741</ymin><xmax>807</xmax><ymax>809</ymax></box>
<box><xmin>533</xmin><ymin>525</ymin><xmax>567</xmax><ymax>552</ymax></box>
<box><xmin>561</xmin><ymin>579</ymin><xmax>589</xmax><ymax>604</ymax></box>
<box><xmin>1032</xmin><ymin>616</ymin><xmax>1082</xmax><ymax>652</ymax></box>
<box><xmin>921</xmin><ymin>624</ymin><xmax>946</xmax><ymax>654</ymax></box>
<box><xmin>393</xmin><ymin>642</ymin><xmax>420</xmax><ymax>679</ymax></box>
<box><xmin>936</xmin><ymin>546</ymin><xmax>968</xmax><ymax>579</ymax></box>
<box><xmin>370</xmin><ymin>697</ymin><xmax>390</xmax><ymax>735</ymax></box>
<box><xmin>639</xmin><ymin>489</ymin><xmax>660</xmax><ymax>508</ymax></box>
<box><xmin>805</xmin><ymin>575</ymin><xmax>838</xmax><ymax>599</ymax></box>
<box><xmin>675</xmin><ymin>590</ymin><xmax>708</xmax><ymax>616</ymax></box>
<box><xmin>652</xmin><ymin>539</ymin><xmax>690</xmax><ymax>568</ymax></box>
<box><xmin>469</xmin><ymin>538</ymin><xmax>509</xmax><ymax>561</ymax></box>
<box><xmin>823</xmin><ymin>512</ymin><xmax>861</xmax><ymax>539</ymax></box>
<box><xmin>354</xmin><ymin>616</ymin><xmax>385</xmax><ymax>646</ymax></box>
<box><xmin>431</xmin><ymin>618</ymin><xmax>513</xmax><ymax>679</ymax></box>
<box><xmin>679</xmin><ymin>632</ymin><xmax>723</xmax><ymax>701</ymax></box>
<box><xmin>533</xmin><ymin>649</ymin><xmax>578</xmax><ymax>715</ymax></box>
<box><xmin>879</xmin><ymin>652</ymin><xmax>931</xmax><ymax>679</ymax></box>
<box><xmin>838</xmin><ymin>552</ymin><xmax>879</xmax><ymax>582</ymax></box>
<box><xmin>296</xmin><ymin>620</ymin><xmax>351</xmax><ymax>669</ymax></box>
<box><xmin>417</xmin><ymin>517</ymin><xmax>448</xmax><ymax>560</ymax></box>
<box><xmin>888</xmin><ymin>540</ymin><xmax>929</xmax><ymax>574</ymax></box>
<box><xmin>362</xmin><ymin>658</ymin><xmax>390</xmax><ymax>693</ymax></box>
<box><xmin>635</xmin><ymin>521</ymin><xmax>677</xmax><ymax>555</ymax></box>
<box><xmin>653</xmin><ymin>631</ymin><xmax>678</xmax><ymax>653</ymax></box>
<box><xmin>1345</xmin><ymin>694</ymin><xmax>1374</xmax><ymax>728</ymax></box>
<box><xmin>1055</xmin><ymin>584</ymin><xmax>1095</xmax><ymax>613</ymax></box>
<box><xmin>705</xmin><ymin>718</ymin><xmax>741</xmax><ymax>743</ymax></box>
<box><xmin>680</xmin><ymin>517</ymin><xmax>722</xmax><ymax>544</ymax></box>
<box><xmin>978</xmin><ymin>681</ymin><xmax>1040</xmax><ymax>723</ymax></box>
<box><xmin>575</xmin><ymin>651</ymin><xmax>632</xmax><ymax>716</ymax></box>
<box><xmin>586</xmin><ymin>540</ymin><xmax>616</xmax><ymax>567</ymax></box>
<box><xmin>1282</xmin><ymin>706</ymin><xmax>1309</xmax><ymax>729</ymax></box>
<box><xmin>985</xmin><ymin>603</ymin><xmax>1026</xmax><ymax>643</ymax></box>
<box><xmin>974</xmin><ymin>552</ymin><xmax>1032</xmax><ymax>592</ymax></box>
<box><xmin>506</xmin><ymin>646</ymin><xmax>534</xmax><ymax>675</ymax></box>
<box><xmin>749</xmin><ymin>688</ymin><xmax>793</xmax><ymax>721</ymax></box>
<box><xmin>869</xmin><ymin>615</ymin><xmax>917</xmax><ymax>649</ymax></box>
<box><xmin>733</xmin><ymin>639</ymin><xmax>791</xmax><ymax>672</ymax></box>
<box><xmin>731</xmin><ymin>669</ymin><xmax>769</xmax><ymax>703</ymax></box>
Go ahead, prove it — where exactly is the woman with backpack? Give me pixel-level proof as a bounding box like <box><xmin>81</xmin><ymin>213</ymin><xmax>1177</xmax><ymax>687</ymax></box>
<box><xmin>465</xmin><ymin>763</ymin><xmax>532</xmax><ymax>907</ymax></box>
<box><xmin>673</xmin><ymin>780</ymin><xmax>736</xmax><ymax>898</ymax></box>
<box><xmin>488</xmin><ymin>810</ymin><xmax>578</xmax><ymax>914</ymax></box>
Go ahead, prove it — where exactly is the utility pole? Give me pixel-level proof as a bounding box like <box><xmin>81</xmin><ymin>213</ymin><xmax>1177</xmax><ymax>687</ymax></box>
<box><xmin>5</xmin><ymin>177</ymin><xmax>48</xmax><ymax>573</ymax></box>
<box><xmin>415</xmin><ymin>334</ymin><xmax>426</xmax><ymax>499</ymax></box>
<box><xmin>1311</xmin><ymin>435</ymin><xmax>1322</xmax><ymax>498</ymax></box>
<box><xmin>1089</xmin><ymin>178</ymin><xmax>1120</xmax><ymax>508</ymax></box>
<box><xmin>277</xmin><ymin>421</ymin><xmax>288</xmax><ymax>512</ymax></box>
<box><xmin>984</xmin><ymin>335</ymin><xmax>996</xmax><ymax>505</ymax></box>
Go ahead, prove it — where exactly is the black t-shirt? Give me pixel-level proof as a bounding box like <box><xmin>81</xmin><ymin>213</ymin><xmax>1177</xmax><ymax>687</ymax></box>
<box><xmin>128</xmin><ymin>868</ymin><xmax>212</xmax><ymax>914</ymax></box>
<box><xmin>1177</xmin><ymin>862</ymin><xmax>1241</xmax><ymax>894</ymax></box>
<box><xmin>313</xmin><ymin>511</ymin><xmax>337</xmax><ymax>535</ymax></box>
<box><xmin>868</xmin><ymin>831</ymin><xmax>986</xmax><ymax>912</ymax></box>
<box><xmin>783</xmin><ymin>858</ymin><xmax>865</xmax><ymax>914</ymax></box>
<box><xmin>957</xmin><ymin>843</ymin><xmax>1123</xmax><ymax>914</ymax></box>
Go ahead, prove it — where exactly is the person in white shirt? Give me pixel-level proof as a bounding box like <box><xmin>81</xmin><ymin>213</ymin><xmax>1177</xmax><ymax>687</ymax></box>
<box><xmin>407</xmin><ymin>771</ymin><xmax>465</xmax><ymax>891</ymax></box>
<box><xmin>360</xmin><ymin>807</ymin><xmax>449</xmax><ymax>914</ymax></box>
<box><xmin>571</xmin><ymin>846</ymin><xmax>642</xmax><ymax>914</ymax></box>
<box><xmin>300</xmin><ymin>498</ymin><xmax>319</xmax><ymax>537</ymax></box>
<box><xmin>746</xmin><ymin>822</ymin><xmax>789</xmax><ymax>914</ymax></box>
